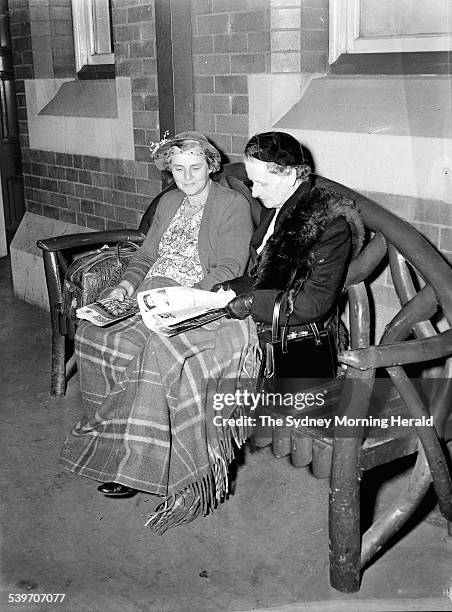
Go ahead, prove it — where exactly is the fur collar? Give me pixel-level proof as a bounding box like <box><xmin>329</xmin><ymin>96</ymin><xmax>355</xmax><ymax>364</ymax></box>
<box><xmin>252</xmin><ymin>185</ymin><xmax>364</xmax><ymax>312</ymax></box>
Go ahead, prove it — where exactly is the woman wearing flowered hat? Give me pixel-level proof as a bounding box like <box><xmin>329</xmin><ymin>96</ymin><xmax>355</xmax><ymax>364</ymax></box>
<box><xmin>103</xmin><ymin>131</ymin><xmax>253</xmax><ymax>301</ymax></box>
<box><xmin>61</xmin><ymin>131</ymin><xmax>255</xmax><ymax>503</ymax></box>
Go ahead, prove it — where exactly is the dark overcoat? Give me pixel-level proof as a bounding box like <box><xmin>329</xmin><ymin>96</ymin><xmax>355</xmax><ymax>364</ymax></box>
<box><xmin>228</xmin><ymin>177</ymin><xmax>364</xmax><ymax>328</ymax></box>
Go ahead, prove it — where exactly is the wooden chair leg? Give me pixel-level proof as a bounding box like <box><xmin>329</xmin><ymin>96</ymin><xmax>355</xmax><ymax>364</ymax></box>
<box><xmin>329</xmin><ymin>368</ymin><xmax>374</xmax><ymax>593</ymax></box>
<box><xmin>50</xmin><ymin>331</ymin><xmax>67</xmax><ymax>397</ymax></box>
<box><xmin>329</xmin><ymin>437</ymin><xmax>362</xmax><ymax>593</ymax></box>
<box><xmin>253</xmin><ymin>418</ymin><xmax>272</xmax><ymax>448</ymax></box>
<box><xmin>361</xmin><ymin>444</ymin><xmax>432</xmax><ymax>566</ymax></box>
<box><xmin>42</xmin><ymin>249</ymin><xmax>68</xmax><ymax>397</ymax></box>
<box><xmin>290</xmin><ymin>433</ymin><xmax>312</xmax><ymax>467</ymax></box>
<box><xmin>272</xmin><ymin>425</ymin><xmax>290</xmax><ymax>457</ymax></box>
<box><xmin>312</xmin><ymin>439</ymin><xmax>332</xmax><ymax>478</ymax></box>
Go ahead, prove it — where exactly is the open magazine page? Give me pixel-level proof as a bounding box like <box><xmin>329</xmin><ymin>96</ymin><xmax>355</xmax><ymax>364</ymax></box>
<box><xmin>139</xmin><ymin>285</ymin><xmax>235</xmax><ymax>311</ymax></box>
<box><xmin>76</xmin><ymin>297</ymin><xmax>140</xmax><ymax>327</ymax></box>
<box><xmin>137</xmin><ymin>286</ymin><xmax>235</xmax><ymax>336</ymax></box>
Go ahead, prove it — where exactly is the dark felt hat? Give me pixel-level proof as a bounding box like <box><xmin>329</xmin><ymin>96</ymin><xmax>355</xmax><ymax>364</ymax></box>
<box><xmin>245</xmin><ymin>131</ymin><xmax>306</xmax><ymax>166</ymax></box>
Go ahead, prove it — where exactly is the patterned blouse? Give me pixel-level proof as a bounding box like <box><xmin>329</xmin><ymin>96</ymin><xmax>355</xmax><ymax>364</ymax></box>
<box><xmin>146</xmin><ymin>198</ymin><xmax>204</xmax><ymax>286</ymax></box>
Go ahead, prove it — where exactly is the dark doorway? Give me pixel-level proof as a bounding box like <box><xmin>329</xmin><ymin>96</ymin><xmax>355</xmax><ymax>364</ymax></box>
<box><xmin>0</xmin><ymin>0</ymin><xmax>24</xmax><ymax>247</ymax></box>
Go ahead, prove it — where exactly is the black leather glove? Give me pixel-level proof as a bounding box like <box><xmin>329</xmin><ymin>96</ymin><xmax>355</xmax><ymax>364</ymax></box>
<box><xmin>225</xmin><ymin>293</ymin><xmax>253</xmax><ymax>319</ymax></box>
<box><xmin>211</xmin><ymin>282</ymin><xmax>230</xmax><ymax>292</ymax></box>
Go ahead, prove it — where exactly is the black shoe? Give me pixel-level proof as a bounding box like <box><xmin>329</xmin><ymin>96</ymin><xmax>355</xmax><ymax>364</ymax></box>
<box><xmin>97</xmin><ymin>482</ymin><xmax>138</xmax><ymax>498</ymax></box>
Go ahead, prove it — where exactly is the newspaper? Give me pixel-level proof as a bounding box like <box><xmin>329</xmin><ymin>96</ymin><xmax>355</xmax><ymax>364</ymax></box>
<box><xmin>76</xmin><ymin>286</ymin><xmax>235</xmax><ymax>334</ymax></box>
<box><xmin>137</xmin><ymin>286</ymin><xmax>235</xmax><ymax>336</ymax></box>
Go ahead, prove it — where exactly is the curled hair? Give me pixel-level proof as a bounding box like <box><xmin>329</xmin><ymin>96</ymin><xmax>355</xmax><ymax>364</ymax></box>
<box><xmin>244</xmin><ymin>138</ymin><xmax>264</xmax><ymax>162</ymax></box>
<box><xmin>160</xmin><ymin>141</ymin><xmax>221</xmax><ymax>173</ymax></box>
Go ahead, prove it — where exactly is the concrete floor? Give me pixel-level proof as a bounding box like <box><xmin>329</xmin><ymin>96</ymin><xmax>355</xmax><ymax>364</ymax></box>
<box><xmin>1</xmin><ymin>255</ymin><xmax>452</xmax><ymax>612</ymax></box>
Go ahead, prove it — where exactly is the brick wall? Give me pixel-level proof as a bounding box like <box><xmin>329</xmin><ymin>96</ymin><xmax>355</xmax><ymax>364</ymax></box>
<box><xmin>11</xmin><ymin>0</ymin><xmax>449</xmax><ymax>262</ymax></box>
<box><xmin>191</xmin><ymin>0</ymin><xmax>328</xmax><ymax>162</ymax></box>
<box><xmin>22</xmin><ymin>150</ymin><xmax>157</xmax><ymax>230</ymax></box>
<box><xmin>300</xmin><ymin>0</ymin><xmax>328</xmax><ymax>72</ymax></box>
<box><xmin>113</xmin><ymin>1</ymin><xmax>159</xmax><ymax>166</ymax></box>
<box><xmin>192</xmin><ymin>0</ymin><xmax>270</xmax><ymax>161</ymax></box>
<box><xmin>10</xmin><ymin>0</ymin><xmax>331</xmax><ymax>229</ymax></box>
<box><xmin>376</xmin><ymin>193</ymin><xmax>452</xmax><ymax>264</ymax></box>
<box><xmin>27</xmin><ymin>0</ymin><xmax>75</xmax><ymax>79</ymax></box>
<box><xmin>49</xmin><ymin>0</ymin><xmax>75</xmax><ymax>77</ymax></box>
<box><xmin>11</xmin><ymin>0</ymin><xmax>162</xmax><ymax>232</ymax></box>
<box><xmin>9</xmin><ymin>0</ymin><xmax>33</xmax><ymax>153</ymax></box>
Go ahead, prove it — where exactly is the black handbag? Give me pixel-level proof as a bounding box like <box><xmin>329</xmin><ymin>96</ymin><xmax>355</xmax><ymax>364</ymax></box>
<box><xmin>62</xmin><ymin>241</ymin><xmax>140</xmax><ymax>322</ymax></box>
<box><xmin>261</xmin><ymin>291</ymin><xmax>337</xmax><ymax>396</ymax></box>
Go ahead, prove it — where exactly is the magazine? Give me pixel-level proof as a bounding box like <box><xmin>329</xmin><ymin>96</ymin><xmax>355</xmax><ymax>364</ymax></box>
<box><xmin>137</xmin><ymin>286</ymin><xmax>235</xmax><ymax>336</ymax></box>
<box><xmin>76</xmin><ymin>286</ymin><xmax>235</xmax><ymax>334</ymax></box>
<box><xmin>76</xmin><ymin>296</ymin><xmax>140</xmax><ymax>327</ymax></box>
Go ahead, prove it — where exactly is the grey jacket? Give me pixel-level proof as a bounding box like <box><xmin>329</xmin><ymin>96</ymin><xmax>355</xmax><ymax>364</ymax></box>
<box><xmin>122</xmin><ymin>180</ymin><xmax>254</xmax><ymax>291</ymax></box>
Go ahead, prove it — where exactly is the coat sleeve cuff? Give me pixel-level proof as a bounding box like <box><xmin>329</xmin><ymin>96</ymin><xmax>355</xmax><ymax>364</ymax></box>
<box><xmin>251</xmin><ymin>289</ymin><xmax>281</xmax><ymax>324</ymax></box>
<box><xmin>227</xmin><ymin>275</ymin><xmax>255</xmax><ymax>295</ymax></box>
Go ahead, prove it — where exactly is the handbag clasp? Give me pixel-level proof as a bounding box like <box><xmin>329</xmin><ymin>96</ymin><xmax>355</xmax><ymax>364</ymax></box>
<box><xmin>271</xmin><ymin>291</ymin><xmax>322</xmax><ymax>350</ymax></box>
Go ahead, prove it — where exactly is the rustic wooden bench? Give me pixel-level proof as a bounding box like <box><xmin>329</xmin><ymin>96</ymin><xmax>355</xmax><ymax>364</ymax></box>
<box><xmin>37</xmin><ymin>163</ymin><xmax>452</xmax><ymax>593</ymax></box>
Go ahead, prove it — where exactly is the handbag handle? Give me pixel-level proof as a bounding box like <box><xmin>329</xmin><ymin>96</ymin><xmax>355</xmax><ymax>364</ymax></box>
<box><xmin>264</xmin><ymin>292</ymin><xmax>322</xmax><ymax>378</ymax></box>
<box><xmin>271</xmin><ymin>291</ymin><xmax>322</xmax><ymax>353</ymax></box>
<box><xmin>271</xmin><ymin>291</ymin><xmax>285</xmax><ymax>342</ymax></box>
<box><xmin>108</xmin><ymin>241</ymin><xmax>140</xmax><ymax>265</ymax></box>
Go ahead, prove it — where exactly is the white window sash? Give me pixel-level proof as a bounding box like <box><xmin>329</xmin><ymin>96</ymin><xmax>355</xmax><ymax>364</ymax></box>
<box><xmin>330</xmin><ymin>0</ymin><xmax>452</xmax><ymax>64</ymax></box>
<box><xmin>72</xmin><ymin>0</ymin><xmax>114</xmax><ymax>71</ymax></box>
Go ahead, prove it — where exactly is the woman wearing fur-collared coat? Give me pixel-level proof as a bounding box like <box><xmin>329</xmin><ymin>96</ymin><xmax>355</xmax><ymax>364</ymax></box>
<box><xmin>221</xmin><ymin>132</ymin><xmax>364</xmax><ymax>335</ymax></box>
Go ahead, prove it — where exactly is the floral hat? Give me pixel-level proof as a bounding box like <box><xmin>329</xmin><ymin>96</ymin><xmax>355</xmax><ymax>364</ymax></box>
<box><xmin>151</xmin><ymin>131</ymin><xmax>221</xmax><ymax>171</ymax></box>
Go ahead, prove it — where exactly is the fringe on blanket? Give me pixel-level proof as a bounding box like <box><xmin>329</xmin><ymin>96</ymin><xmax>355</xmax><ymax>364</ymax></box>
<box><xmin>146</xmin><ymin>342</ymin><xmax>262</xmax><ymax>535</ymax></box>
<box><xmin>145</xmin><ymin>403</ymin><xmax>253</xmax><ymax>534</ymax></box>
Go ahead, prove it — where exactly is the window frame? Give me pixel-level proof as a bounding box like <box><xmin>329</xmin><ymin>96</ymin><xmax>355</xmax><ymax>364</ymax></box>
<box><xmin>71</xmin><ymin>0</ymin><xmax>115</xmax><ymax>78</ymax></box>
<box><xmin>329</xmin><ymin>0</ymin><xmax>452</xmax><ymax>64</ymax></box>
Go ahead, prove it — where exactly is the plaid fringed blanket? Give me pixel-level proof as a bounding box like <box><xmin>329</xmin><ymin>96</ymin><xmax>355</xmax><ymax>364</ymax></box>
<box><xmin>60</xmin><ymin>314</ymin><xmax>260</xmax><ymax>533</ymax></box>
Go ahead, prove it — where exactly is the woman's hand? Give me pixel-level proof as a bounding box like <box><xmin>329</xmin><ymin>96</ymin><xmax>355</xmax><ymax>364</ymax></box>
<box><xmin>211</xmin><ymin>282</ymin><xmax>230</xmax><ymax>292</ymax></box>
<box><xmin>99</xmin><ymin>284</ymin><xmax>129</xmax><ymax>301</ymax></box>
<box><xmin>225</xmin><ymin>293</ymin><xmax>253</xmax><ymax>319</ymax></box>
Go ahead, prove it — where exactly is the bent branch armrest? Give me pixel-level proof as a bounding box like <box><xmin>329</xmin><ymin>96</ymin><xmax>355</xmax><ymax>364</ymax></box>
<box><xmin>344</xmin><ymin>233</ymin><xmax>387</xmax><ymax>288</ymax></box>
<box><xmin>37</xmin><ymin>229</ymin><xmax>146</xmax><ymax>252</ymax></box>
<box><xmin>339</xmin><ymin>329</ymin><xmax>452</xmax><ymax>370</ymax></box>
